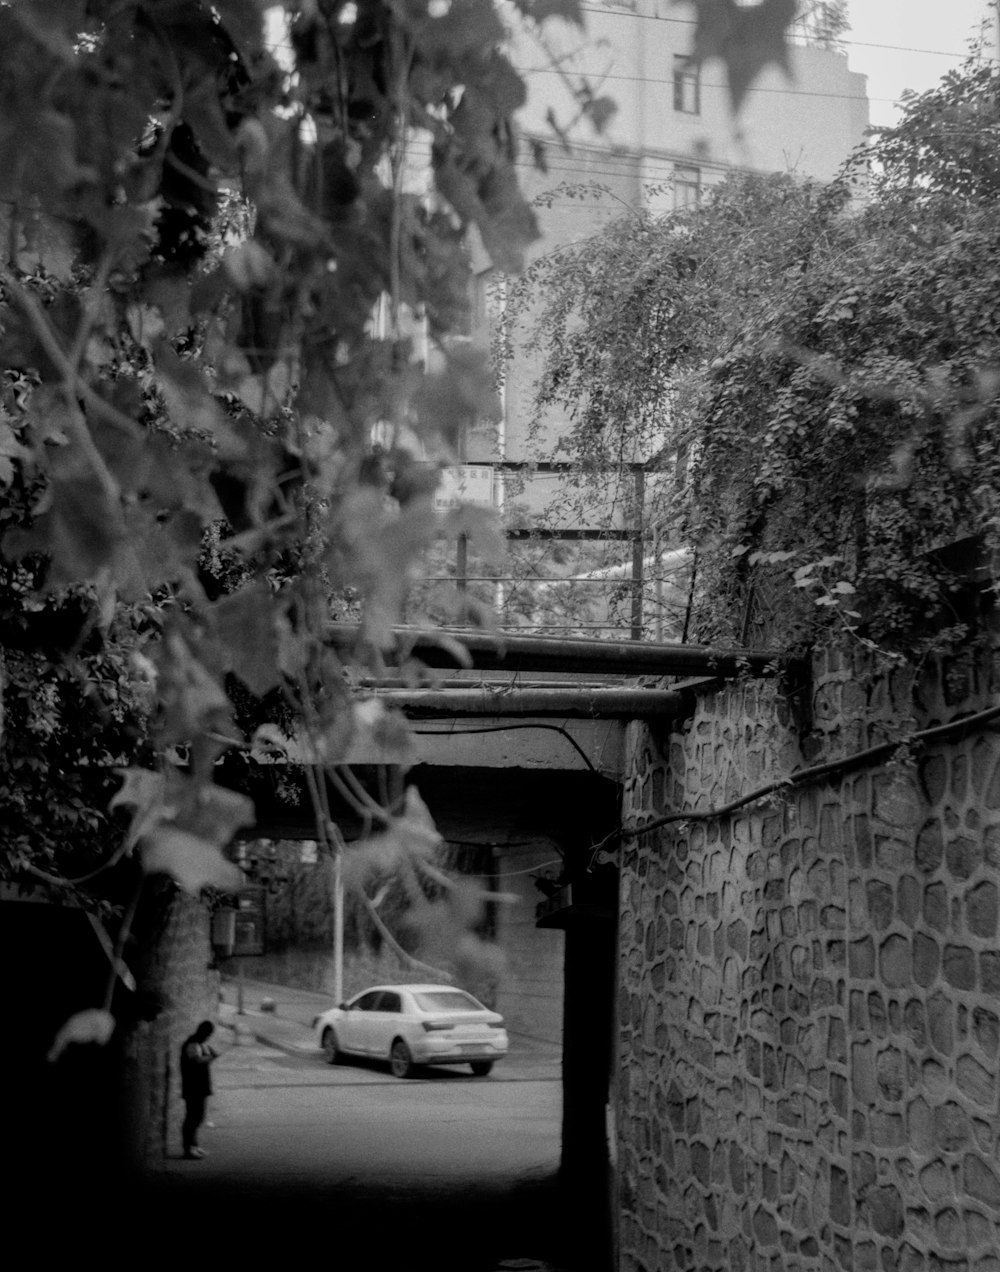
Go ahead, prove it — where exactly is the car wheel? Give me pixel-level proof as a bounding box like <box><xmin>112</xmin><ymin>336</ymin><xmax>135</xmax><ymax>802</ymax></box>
<box><xmin>321</xmin><ymin>1027</ymin><xmax>342</xmax><ymax>1065</ymax></box>
<box><xmin>469</xmin><ymin>1061</ymin><xmax>494</xmax><ymax>1077</ymax></box>
<box><xmin>389</xmin><ymin>1038</ymin><xmax>416</xmax><ymax>1079</ymax></box>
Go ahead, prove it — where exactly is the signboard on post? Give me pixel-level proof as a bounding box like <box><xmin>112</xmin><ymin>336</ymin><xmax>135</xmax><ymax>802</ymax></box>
<box><xmin>433</xmin><ymin>465</ymin><xmax>495</xmax><ymax>513</ymax></box>
<box><xmin>211</xmin><ymin>908</ymin><xmax>236</xmax><ymax>957</ymax></box>
<box><xmin>232</xmin><ymin>886</ymin><xmax>265</xmax><ymax>956</ymax></box>
<box><xmin>210</xmin><ymin>894</ymin><xmax>265</xmax><ymax>957</ymax></box>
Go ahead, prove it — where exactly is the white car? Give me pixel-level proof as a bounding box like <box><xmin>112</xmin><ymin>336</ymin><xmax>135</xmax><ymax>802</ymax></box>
<box><xmin>313</xmin><ymin>983</ymin><xmax>509</xmax><ymax>1078</ymax></box>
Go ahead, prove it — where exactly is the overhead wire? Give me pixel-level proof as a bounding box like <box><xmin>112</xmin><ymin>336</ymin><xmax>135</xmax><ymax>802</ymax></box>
<box><xmin>264</xmin><ymin>23</ymin><xmax>974</xmax><ymax>61</ymax></box>
<box><xmin>413</xmin><ymin>721</ymin><xmax>600</xmax><ymax>771</ymax></box>
<box><xmin>260</xmin><ymin>30</ymin><xmax>982</xmax><ymax>189</ymax></box>
<box><xmin>262</xmin><ymin>31</ymin><xmax>983</xmax><ymax>108</ymax></box>
<box><xmin>377</xmin><ymin>135</ymin><xmax>776</xmax><ymax>182</ymax></box>
<box><xmin>573</xmin><ymin>5</ymin><xmax>973</xmax><ymax>60</ymax></box>
<box><xmin>494</xmin><ymin>857</ymin><xmax>565</xmax><ymax>876</ymax></box>
<box><xmin>602</xmin><ymin>702</ymin><xmax>1000</xmax><ymax>848</ymax></box>
<box><xmin>264</xmin><ymin>38</ymin><xmax>897</xmax><ymax>105</ymax></box>
<box><xmin>516</xmin><ymin>61</ymin><xmax>889</xmax><ymax>103</ymax></box>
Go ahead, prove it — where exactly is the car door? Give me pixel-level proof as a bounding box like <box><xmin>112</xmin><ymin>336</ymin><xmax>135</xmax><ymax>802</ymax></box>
<box><xmin>340</xmin><ymin>990</ymin><xmax>380</xmax><ymax>1054</ymax></box>
<box><xmin>366</xmin><ymin>990</ymin><xmax>403</xmax><ymax>1059</ymax></box>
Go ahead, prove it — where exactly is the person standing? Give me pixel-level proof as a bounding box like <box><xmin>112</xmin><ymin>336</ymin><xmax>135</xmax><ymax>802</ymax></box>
<box><xmin>180</xmin><ymin>1020</ymin><xmax>217</xmax><ymax>1160</ymax></box>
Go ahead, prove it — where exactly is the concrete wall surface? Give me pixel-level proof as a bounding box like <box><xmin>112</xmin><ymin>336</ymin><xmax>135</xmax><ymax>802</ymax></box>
<box><xmin>494</xmin><ymin>837</ymin><xmax>567</xmax><ymax>1044</ymax></box>
<box><xmin>615</xmin><ymin>644</ymin><xmax>1000</xmax><ymax>1270</ymax></box>
<box><xmin>509</xmin><ymin>3</ymin><xmax>868</xmax><ymax>186</ymax></box>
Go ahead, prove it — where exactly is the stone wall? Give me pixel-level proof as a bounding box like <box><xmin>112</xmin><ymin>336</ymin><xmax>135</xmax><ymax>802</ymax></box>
<box><xmin>616</xmin><ymin>646</ymin><xmax>1000</xmax><ymax>1271</ymax></box>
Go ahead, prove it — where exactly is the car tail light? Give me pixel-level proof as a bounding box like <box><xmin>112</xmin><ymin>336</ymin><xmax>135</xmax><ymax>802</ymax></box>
<box><xmin>422</xmin><ymin>1021</ymin><xmax>455</xmax><ymax>1032</ymax></box>
<box><xmin>488</xmin><ymin>1021</ymin><xmax>505</xmax><ymax>1029</ymax></box>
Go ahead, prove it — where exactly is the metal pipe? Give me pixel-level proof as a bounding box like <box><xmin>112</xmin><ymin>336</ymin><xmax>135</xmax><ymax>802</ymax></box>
<box><xmin>369</xmin><ymin>686</ymin><xmax>695</xmax><ymax>718</ymax></box>
<box><xmin>493</xmin><ymin>460</ymin><xmax>650</xmax><ymax>472</ymax></box>
<box><xmin>492</xmin><ymin>622</ymin><xmax>658</xmax><ymax>630</ymax></box>
<box><xmin>456</xmin><ymin>533</ymin><xmax>468</xmax><ymax>595</ymax></box>
<box><xmin>414</xmin><ymin>575</ymin><xmax>687</xmax><ymax>584</ymax></box>
<box><xmin>505</xmin><ymin>528</ymin><xmax>639</xmax><ymax>541</ymax></box>
<box><xmin>356</xmin><ymin>677</ymin><xmax>630</xmax><ymax>689</ymax></box>
<box><xmin>496</xmin><ymin>304</ymin><xmax>507</xmax><ymax>617</ymax></box>
<box><xmin>327</xmin><ymin>622</ymin><xmax>782</xmax><ymax>677</ymax></box>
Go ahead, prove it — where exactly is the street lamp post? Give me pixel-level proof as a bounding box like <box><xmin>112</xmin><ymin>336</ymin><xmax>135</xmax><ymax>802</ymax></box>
<box><xmin>332</xmin><ymin>848</ymin><xmax>344</xmax><ymax>1005</ymax></box>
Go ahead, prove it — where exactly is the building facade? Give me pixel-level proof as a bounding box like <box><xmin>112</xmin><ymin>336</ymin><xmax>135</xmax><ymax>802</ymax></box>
<box><xmin>446</xmin><ymin>3</ymin><xmax>871</xmax><ymax>639</ymax></box>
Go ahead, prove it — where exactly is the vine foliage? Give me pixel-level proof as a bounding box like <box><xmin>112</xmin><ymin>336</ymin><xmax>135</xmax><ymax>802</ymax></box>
<box><xmin>500</xmin><ymin>55</ymin><xmax>1000</xmax><ymax>661</ymax></box>
<box><xmin>0</xmin><ymin>0</ymin><xmax>571</xmax><ymax>1052</ymax></box>
<box><xmin>0</xmin><ymin>0</ymin><xmax>817</xmax><ymax>1058</ymax></box>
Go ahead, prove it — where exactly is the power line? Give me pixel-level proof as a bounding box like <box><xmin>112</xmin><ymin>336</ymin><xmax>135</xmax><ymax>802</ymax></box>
<box><xmin>265</xmin><ymin>19</ymin><xmax>975</xmax><ymax>63</ymax></box>
<box><xmin>400</xmin><ymin>145</ymin><xmax>750</xmax><ymax>184</ymax></box>
<box><xmin>377</xmin><ymin>122</ymin><xmax>1000</xmax><ymax>192</ymax></box>
<box><xmin>573</xmin><ymin>5</ymin><xmax>973</xmax><ymax>59</ymax></box>
<box><xmin>413</xmin><ymin>721</ymin><xmax>599</xmax><ymax>770</ymax></box>
<box><xmin>381</xmin><ymin>136</ymin><xmax>852</xmax><ymax>186</ymax></box>
<box><xmin>264</xmin><ymin>40</ymin><xmax>884</xmax><ymax>104</ymax></box>
<box><xmin>517</xmin><ymin>61</ymin><xmax>885</xmax><ymax>103</ymax></box>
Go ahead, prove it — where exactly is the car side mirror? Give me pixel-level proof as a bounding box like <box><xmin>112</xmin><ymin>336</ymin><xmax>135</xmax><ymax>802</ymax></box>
<box><xmin>339</xmin><ymin>1002</ymin><xmax>349</xmax><ymax>1011</ymax></box>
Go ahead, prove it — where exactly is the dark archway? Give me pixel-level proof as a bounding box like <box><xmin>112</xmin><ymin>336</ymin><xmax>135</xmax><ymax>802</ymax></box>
<box><xmin>171</xmin><ymin>762</ymin><xmax>621</xmax><ymax>1270</ymax></box>
<box><xmin>14</xmin><ymin>762</ymin><xmax>621</xmax><ymax>1271</ymax></box>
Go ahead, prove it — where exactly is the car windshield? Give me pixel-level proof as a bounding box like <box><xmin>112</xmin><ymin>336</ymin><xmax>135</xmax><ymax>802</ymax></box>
<box><xmin>412</xmin><ymin>990</ymin><xmax>484</xmax><ymax>1013</ymax></box>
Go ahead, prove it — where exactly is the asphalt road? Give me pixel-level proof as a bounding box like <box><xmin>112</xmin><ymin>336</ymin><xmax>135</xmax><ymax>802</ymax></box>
<box><xmin>172</xmin><ymin>1033</ymin><xmax>562</xmax><ymax>1191</ymax></box>
<box><xmin>216</xmin><ymin>974</ymin><xmax>565</xmax><ymax>1080</ymax></box>
<box><xmin>140</xmin><ymin>1000</ymin><xmax>573</xmax><ymax>1272</ymax></box>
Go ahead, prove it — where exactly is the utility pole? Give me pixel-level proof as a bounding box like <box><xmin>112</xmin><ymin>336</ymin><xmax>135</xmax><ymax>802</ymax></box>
<box><xmin>324</xmin><ymin>811</ymin><xmax>346</xmax><ymax>1006</ymax></box>
<box><xmin>332</xmin><ymin>846</ymin><xmax>344</xmax><ymax>1004</ymax></box>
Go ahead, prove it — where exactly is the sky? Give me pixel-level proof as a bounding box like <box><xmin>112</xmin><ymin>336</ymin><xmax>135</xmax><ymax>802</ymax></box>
<box><xmin>843</xmin><ymin>0</ymin><xmax>995</xmax><ymax>126</ymax></box>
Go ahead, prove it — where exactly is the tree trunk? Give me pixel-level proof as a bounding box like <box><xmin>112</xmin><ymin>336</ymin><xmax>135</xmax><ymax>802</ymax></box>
<box><xmin>124</xmin><ymin>881</ymin><xmax>219</xmax><ymax>1172</ymax></box>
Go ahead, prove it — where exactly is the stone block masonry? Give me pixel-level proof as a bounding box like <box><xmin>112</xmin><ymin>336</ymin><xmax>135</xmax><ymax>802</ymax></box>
<box><xmin>616</xmin><ymin>646</ymin><xmax>1000</xmax><ymax>1271</ymax></box>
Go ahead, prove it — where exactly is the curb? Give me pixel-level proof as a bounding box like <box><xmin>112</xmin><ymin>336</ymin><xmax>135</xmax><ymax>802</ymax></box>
<box><xmin>218</xmin><ymin>1018</ymin><xmax>258</xmax><ymax>1045</ymax></box>
<box><xmin>249</xmin><ymin>1030</ymin><xmax>317</xmax><ymax>1056</ymax></box>
<box><xmin>221</xmin><ymin>1020</ymin><xmax>561</xmax><ymax>1077</ymax></box>
<box><xmin>219</xmin><ymin>1012</ymin><xmax>317</xmax><ymax>1056</ymax></box>
<box><xmin>218</xmin><ymin>1005</ymin><xmax>560</xmax><ymax>1070</ymax></box>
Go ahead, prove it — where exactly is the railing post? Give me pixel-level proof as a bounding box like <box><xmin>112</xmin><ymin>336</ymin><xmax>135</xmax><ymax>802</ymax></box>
<box><xmin>631</xmin><ymin>468</ymin><xmax>645</xmax><ymax>640</ymax></box>
<box><xmin>457</xmin><ymin>532</ymin><xmax>468</xmax><ymax>596</ymax></box>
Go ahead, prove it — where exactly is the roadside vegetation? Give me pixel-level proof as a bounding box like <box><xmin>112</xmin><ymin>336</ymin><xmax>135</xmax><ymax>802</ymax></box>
<box><xmin>500</xmin><ymin>53</ymin><xmax>1000</xmax><ymax>665</ymax></box>
<box><xmin>0</xmin><ymin>0</ymin><xmax>960</xmax><ymax>1115</ymax></box>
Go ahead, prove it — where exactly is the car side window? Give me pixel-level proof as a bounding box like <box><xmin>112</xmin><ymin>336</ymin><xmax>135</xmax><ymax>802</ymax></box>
<box><xmin>378</xmin><ymin>992</ymin><xmax>402</xmax><ymax>1013</ymax></box>
<box><xmin>354</xmin><ymin>992</ymin><xmax>381</xmax><ymax>1012</ymax></box>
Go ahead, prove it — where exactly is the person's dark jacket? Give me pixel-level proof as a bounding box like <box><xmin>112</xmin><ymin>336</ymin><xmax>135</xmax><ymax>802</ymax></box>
<box><xmin>180</xmin><ymin>1029</ymin><xmax>216</xmax><ymax>1101</ymax></box>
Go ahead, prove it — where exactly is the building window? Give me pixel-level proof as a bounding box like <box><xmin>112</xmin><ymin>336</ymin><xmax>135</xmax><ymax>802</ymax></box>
<box><xmin>673</xmin><ymin>165</ymin><xmax>701</xmax><ymax>209</ymax></box>
<box><xmin>673</xmin><ymin>56</ymin><xmax>700</xmax><ymax>114</ymax></box>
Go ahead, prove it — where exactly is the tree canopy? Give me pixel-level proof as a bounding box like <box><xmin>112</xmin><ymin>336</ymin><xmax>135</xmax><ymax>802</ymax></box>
<box><xmin>501</xmin><ymin>54</ymin><xmax>1000</xmax><ymax>662</ymax></box>
<box><xmin>0</xmin><ymin>0</ymin><xmax>567</xmax><ymax>1039</ymax></box>
<box><xmin>0</xmin><ymin>0</ymin><xmax>855</xmax><ymax>1053</ymax></box>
